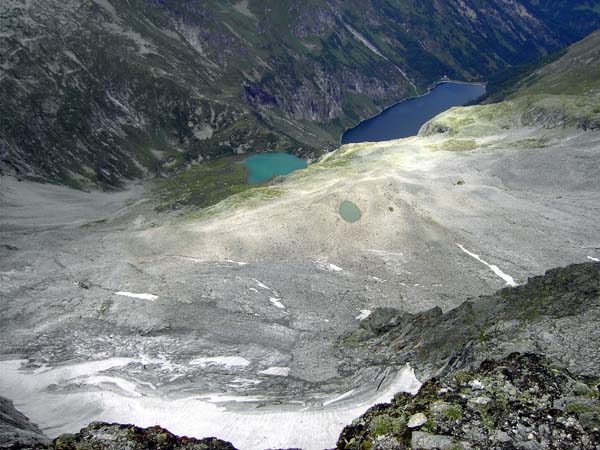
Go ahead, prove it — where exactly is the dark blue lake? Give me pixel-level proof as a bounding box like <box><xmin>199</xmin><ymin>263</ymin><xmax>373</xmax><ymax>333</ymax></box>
<box><xmin>341</xmin><ymin>82</ymin><xmax>486</xmax><ymax>144</ymax></box>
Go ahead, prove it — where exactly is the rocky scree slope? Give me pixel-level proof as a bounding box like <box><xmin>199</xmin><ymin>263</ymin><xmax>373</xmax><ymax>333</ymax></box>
<box><xmin>3</xmin><ymin>0</ymin><xmax>600</xmax><ymax>187</ymax></box>
<box><xmin>1</xmin><ymin>263</ymin><xmax>599</xmax><ymax>449</ymax></box>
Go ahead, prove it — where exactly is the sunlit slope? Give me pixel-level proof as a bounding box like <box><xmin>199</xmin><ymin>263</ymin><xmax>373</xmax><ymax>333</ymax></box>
<box><xmin>139</xmin><ymin>29</ymin><xmax>599</xmax><ymax>308</ymax></box>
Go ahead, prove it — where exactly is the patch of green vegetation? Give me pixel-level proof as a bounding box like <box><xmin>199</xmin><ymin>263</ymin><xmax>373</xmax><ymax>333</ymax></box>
<box><xmin>443</xmin><ymin>139</ymin><xmax>477</xmax><ymax>152</ymax></box>
<box><xmin>152</xmin><ymin>155</ymin><xmax>251</xmax><ymax>212</ymax></box>
<box><xmin>422</xmin><ymin>418</ymin><xmax>437</xmax><ymax>432</ymax></box>
<box><xmin>370</xmin><ymin>414</ymin><xmax>407</xmax><ymax>437</ymax></box>
<box><xmin>442</xmin><ymin>404</ymin><xmax>463</xmax><ymax>421</ymax></box>
<box><xmin>510</xmin><ymin>138</ymin><xmax>549</xmax><ymax>149</ymax></box>
<box><xmin>481</xmin><ymin>49</ymin><xmax>567</xmax><ymax>103</ymax></box>
<box><xmin>430</xmin><ymin>139</ymin><xmax>477</xmax><ymax>152</ymax></box>
<box><xmin>421</xmin><ymin>100</ymin><xmax>519</xmax><ymax>138</ymax></box>
<box><xmin>454</xmin><ymin>371</ymin><xmax>475</xmax><ymax>386</ymax></box>
<box><xmin>565</xmin><ymin>402</ymin><xmax>600</xmax><ymax>416</ymax></box>
<box><xmin>183</xmin><ymin>186</ymin><xmax>285</xmax><ymax>222</ymax></box>
<box><xmin>235</xmin><ymin>186</ymin><xmax>284</xmax><ymax>202</ymax></box>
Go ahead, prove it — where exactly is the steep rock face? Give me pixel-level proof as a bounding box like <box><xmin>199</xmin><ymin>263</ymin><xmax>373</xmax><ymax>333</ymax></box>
<box><xmin>2</xmin><ymin>0</ymin><xmax>600</xmax><ymax>187</ymax></box>
<box><xmin>0</xmin><ymin>397</ymin><xmax>48</xmax><ymax>449</ymax></box>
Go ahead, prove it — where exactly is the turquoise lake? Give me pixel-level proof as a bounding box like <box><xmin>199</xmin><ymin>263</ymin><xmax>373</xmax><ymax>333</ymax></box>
<box><xmin>245</xmin><ymin>153</ymin><xmax>308</xmax><ymax>184</ymax></box>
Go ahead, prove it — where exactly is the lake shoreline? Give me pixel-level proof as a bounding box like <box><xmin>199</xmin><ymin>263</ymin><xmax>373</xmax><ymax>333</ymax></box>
<box><xmin>339</xmin><ymin>78</ymin><xmax>487</xmax><ymax>145</ymax></box>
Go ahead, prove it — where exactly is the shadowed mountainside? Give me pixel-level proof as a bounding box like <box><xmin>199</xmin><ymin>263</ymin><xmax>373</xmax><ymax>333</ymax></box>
<box><xmin>2</xmin><ymin>0</ymin><xmax>600</xmax><ymax>187</ymax></box>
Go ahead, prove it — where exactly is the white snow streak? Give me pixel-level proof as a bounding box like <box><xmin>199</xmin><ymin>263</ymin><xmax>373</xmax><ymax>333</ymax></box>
<box><xmin>115</xmin><ymin>291</ymin><xmax>158</xmax><ymax>301</ymax></box>
<box><xmin>225</xmin><ymin>259</ymin><xmax>248</xmax><ymax>266</ymax></box>
<box><xmin>588</xmin><ymin>256</ymin><xmax>600</xmax><ymax>262</ymax></box>
<box><xmin>269</xmin><ymin>297</ymin><xmax>286</xmax><ymax>309</ymax></box>
<box><xmin>258</xmin><ymin>367</ymin><xmax>290</xmax><ymax>377</ymax></box>
<box><xmin>322</xmin><ymin>388</ymin><xmax>357</xmax><ymax>406</ymax></box>
<box><xmin>252</xmin><ymin>279</ymin><xmax>272</xmax><ymax>290</ymax></box>
<box><xmin>356</xmin><ymin>310</ymin><xmax>372</xmax><ymax>321</ymax></box>
<box><xmin>456</xmin><ymin>244</ymin><xmax>517</xmax><ymax>287</ymax></box>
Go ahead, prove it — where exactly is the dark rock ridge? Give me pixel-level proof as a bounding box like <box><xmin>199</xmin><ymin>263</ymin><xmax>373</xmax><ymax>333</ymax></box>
<box><xmin>3</xmin><ymin>421</ymin><xmax>236</xmax><ymax>450</ymax></box>
<box><xmin>338</xmin><ymin>262</ymin><xmax>600</xmax><ymax>381</ymax></box>
<box><xmin>2</xmin><ymin>0</ymin><xmax>600</xmax><ymax>187</ymax></box>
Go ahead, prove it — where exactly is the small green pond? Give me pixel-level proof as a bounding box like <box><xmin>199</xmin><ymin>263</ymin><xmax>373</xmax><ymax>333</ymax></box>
<box><xmin>245</xmin><ymin>153</ymin><xmax>307</xmax><ymax>184</ymax></box>
<box><xmin>339</xmin><ymin>200</ymin><xmax>362</xmax><ymax>222</ymax></box>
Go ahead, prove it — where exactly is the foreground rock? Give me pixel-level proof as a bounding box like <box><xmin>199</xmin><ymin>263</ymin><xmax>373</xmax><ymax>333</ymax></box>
<box><xmin>337</xmin><ymin>353</ymin><xmax>600</xmax><ymax>450</ymax></box>
<box><xmin>7</xmin><ymin>422</ymin><xmax>236</xmax><ymax>450</ymax></box>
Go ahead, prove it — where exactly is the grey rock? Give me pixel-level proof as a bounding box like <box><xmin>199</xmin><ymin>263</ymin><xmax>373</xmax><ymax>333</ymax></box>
<box><xmin>407</xmin><ymin>413</ymin><xmax>428</xmax><ymax>429</ymax></box>
<box><xmin>0</xmin><ymin>396</ymin><xmax>49</xmax><ymax>448</ymax></box>
<box><xmin>411</xmin><ymin>431</ymin><xmax>455</xmax><ymax>449</ymax></box>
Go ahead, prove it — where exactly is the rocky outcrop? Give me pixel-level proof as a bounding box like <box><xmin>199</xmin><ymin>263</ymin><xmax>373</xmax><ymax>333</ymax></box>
<box><xmin>337</xmin><ymin>353</ymin><xmax>600</xmax><ymax>449</ymax></box>
<box><xmin>339</xmin><ymin>262</ymin><xmax>600</xmax><ymax>381</ymax></box>
<box><xmin>3</xmin><ymin>421</ymin><xmax>237</xmax><ymax>450</ymax></box>
<box><xmin>0</xmin><ymin>397</ymin><xmax>48</xmax><ymax>449</ymax></box>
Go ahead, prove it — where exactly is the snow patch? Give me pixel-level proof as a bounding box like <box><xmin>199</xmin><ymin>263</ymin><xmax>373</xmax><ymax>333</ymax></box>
<box><xmin>252</xmin><ymin>279</ymin><xmax>271</xmax><ymax>290</ymax></box>
<box><xmin>176</xmin><ymin>256</ymin><xmax>205</xmax><ymax>263</ymax></box>
<box><xmin>258</xmin><ymin>367</ymin><xmax>290</xmax><ymax>377</ymax></box>
<box><xmin>588</xmin><ymin>256</ymin><xmax>599</xmax><ymax>262</ymax></box>
<box><xmin>269</xmin><ymin>297</ymin><xmax>286</xmax><ymax>309</ymax></box>
<box><xmin>356</xmin><ymin>310</ymin><xmax>372</xmax><ymax>321</ymax></box>
<box><xmin>233</xmin><ymin>0</ymin><xmax>256</xmax><ymax>19</ymax></box>
<box><xmin>316</xmin><ymin>258</ymin><xmax>344</xmax><ymax>272</ymax></box>
<box><xmin>368</xmin><ymin>276</ymin><xmax>385</xmax><ymax>283</ymax></box>
<box><xmin>224</xmin><ymin>259</ymin><xmax>248</xmax><ymax>266</ymax></box>
<box><xmin>457</xmin><ymin>244</ymin><xmax>517</xmax><ymax>287</ymax></box>
<box><xmin>115</xmin><ymin>292</ymin><xmax>158</xmax><ymax>301</ymax></box>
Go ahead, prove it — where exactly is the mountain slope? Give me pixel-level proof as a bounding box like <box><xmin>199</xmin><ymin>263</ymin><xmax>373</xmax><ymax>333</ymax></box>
<box><xmin>2</xmin><ymin>0</ymin><xmax>600</xmax><ymax>187</ymax></box>
<box><xmin>1</xmin><ymin>25</ymin><xmax>599</xmax><ymax>450</ymax></box>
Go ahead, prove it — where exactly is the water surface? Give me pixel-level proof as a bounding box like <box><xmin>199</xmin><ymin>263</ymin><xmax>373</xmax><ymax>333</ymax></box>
<box><xmin>341</xmin><ymin>82</ymin><xmax>486</xmax><ymax>144</ymax></box>
<box><xmin>245</xmin><ymin>153</ymin><xmax>307</xmax><ymax>184</ymax></box>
